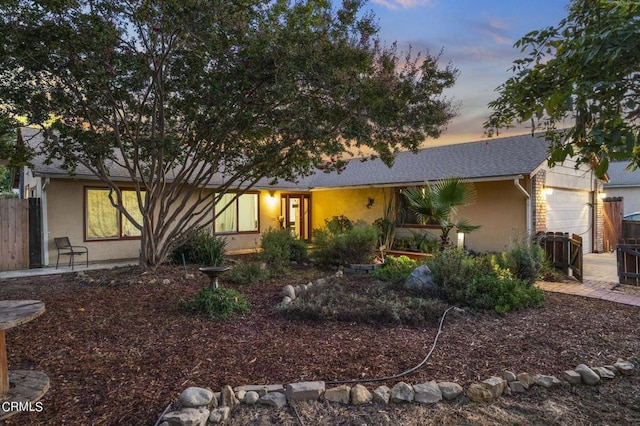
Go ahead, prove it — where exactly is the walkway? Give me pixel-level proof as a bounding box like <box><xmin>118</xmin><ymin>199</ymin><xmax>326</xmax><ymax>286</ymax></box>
<box><xmin>0</xmin><ymin>260</ymin><xmax>136</xmax><ymax>280</ymax></box>
<box><xmin>536</xmin><ymin>251</ymin><xmax>640</xmax><ymax>307</ymax></box>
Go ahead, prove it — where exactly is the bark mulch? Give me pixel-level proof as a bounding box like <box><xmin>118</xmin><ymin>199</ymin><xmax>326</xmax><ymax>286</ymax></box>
<box><xmin>0</xmin><ymin>263</ymin><xmax>638</xmax><ymax>425</ymax></box>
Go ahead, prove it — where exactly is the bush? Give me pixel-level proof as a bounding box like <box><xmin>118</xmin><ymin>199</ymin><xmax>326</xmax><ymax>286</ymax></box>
<box><xmin>171</xmin><ymin>230</ymin><xmax>227</xmax><ymax>266</ymax></box>
<box><xmin>500</xmin><ymin>238</ymin><xmax>545</xmax><ymax>286</ymax></box>
<box><xmin>313</xmin><ymin>220</ymin><xmax>378</xmax><ymax>266</ymax></box>
<box><xmin>181</xmin><ymin>286</ymin><xmax>250</xmax><ymax>321</ymax></box>
<box><xmin>260</xmin><ymin>228</ymin><xmax>308</xmax><ymax>272</ymax></box>
<box><xmin>277</xmin><ymin>278</ymin><xmax>448</xmax><ymax>326</ymax></box>
<box><xmin>427</xmin><ymin>249</ymin><xmax>545</xmax><ymax>314</ymax></box>
<box><xmin>372</xmin><ymin>255</ymin><xmax>418</xmax><ymax>283</ymax></box>
<box><xmin>225</xmin><ymin>262</ymin><xmax>270</xmax><ymax>284</ymax></box>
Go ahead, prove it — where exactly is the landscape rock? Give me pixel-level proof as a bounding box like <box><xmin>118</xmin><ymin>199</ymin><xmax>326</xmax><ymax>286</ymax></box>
<box><xmin>283</xmin><ymin>285</ymin><xmax>296</xmax><ymax>299</ymax></box>
<box><xmin>244</xmin><ymin>391</ymin><xmax>259</xmax><ymax>405</ymax></box>
<box><xmin>404</xmin><ymin>265</ymin><xmax>435</xmax><ymax>291</ymax></box>
<box><xmin>561</xmin><ymin>370</ymin><xmax>582</xmax><ymax>385</ymax></box>
<box><xmin>285</xmin><ymin>381</ymin><xmax>325</xmax><ymax>401</ymax></box>
<box><xmin>467</xmin><ymin>383</ymin><xmax>493</xmax><ymax>403</ymax></box>
<box><xmin>614</xmin><ymin>359</ymin><xmax>635</xmax><ymax>376</ymax></box>
<box><xmin>373</xmin><ymin>386</ymin><xmax>391</xmax><ymax>404</ymax></box>
<box><xmin>575</xmin><ymin>364</ymin><xmax>601</xmax><ymax>385</ymax></box>
<box><xmin>162</xmin><ymin>407</ymin><xmax>209</xmax><ymax>426</ymax></box>
<box><xmin>516</xmin><ymin>373</ymin><xmax>535</xmax><ymax>389</ymax></box>
<box><xmin>604</xmin><ymin>365</ymin><xmax>619</xmax><ymax>376</ymax></box>
<box><xmin>534</xmin><ymin>374</ymin><xmax>562</xmax><ymax>388</ymax></box>
<box><xmin>162</xmin><ymin>279</ymin><xmax>171</xmax><ymax>285</ymax></box>
<box><xmin>350</xmin><ymin>384</ymin><xmax>373</xmax><ymax>405</ymax></box>
<box><xmin>180</xmin><ymin>387</ymin><xmax>214</xmax><ymax>408</ymax></box>
<box><xmin>438</xmin><ymin>382</ymin><xmax>463</xmax><ymax>401</ymax></box>
<box><xmin>208</xmin><ymin>407</ymin><xmax>230</xmax><ymax>424</ymax></box>
<box><xmin>282</xmin><ymin>296</ymin><xmax>292</xmax><ymax>305</ymax></box>
<box><xmin>259</xmin><ymin>392</ymin><xmax>287</xmax><ymax>409</ymax></box>
<box><xmin>413</xmin><ymin>381</ymin><xmax>442</xmax><ymax>404</ymax></box>
<box><xmin>593</xmin><ymin>366</ymin><xmax>616</xmax><ymax>379</ymax></box>
<box><xmin>482</xmin><ymin>376</ymin><xmax>506</xmax><ymax>398</ymax></box>
<box><xmin>324</xmin><ymin>385</ymin><xmax>351</xmax><ymax>404</ymax></box>
<box><xmin>390</xmin><ymin>382</ymin><xmax>414</xmax><ymax>403</ymax></box>
<box><xmin>235</xmin><ymin>390</ymin><xmax>246</xmax><ymax>402</ymax></box>
<box><xmin>221</xmin><ymin>385</ymin><xmax>239</xmax><ymax>409</ymax></box>
<box><xmin>503</xmin><ymin>371</ymin><xmax>517</xmax><ymax>382</ymax></box>
<box><xmin>508</xmin><ymin>381</ymin><xmax>527</xmax><ymax>393</ymax></box>
<box><xmin>233</xmin><ymin>384</ymin><xmax>284</xmax><ymax>396</ymax></box>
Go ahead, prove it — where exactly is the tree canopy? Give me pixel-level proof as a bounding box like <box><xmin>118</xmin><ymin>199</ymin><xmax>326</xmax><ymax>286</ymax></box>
<box><xmin>0</xmin><ymin>0</ymin><xmax>459</xmax><ymax>267</ymax></box>
<box><xmin>484</xmin><ymin>0</ymin><xmax>640</xmax><ymax>176</ymax></box>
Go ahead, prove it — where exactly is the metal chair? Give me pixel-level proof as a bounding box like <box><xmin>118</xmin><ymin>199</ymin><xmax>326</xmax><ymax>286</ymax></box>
<box><xmin>54</xmin><ymin>237</ymin><xmax>88</xmax><ymax>270</ymax></box>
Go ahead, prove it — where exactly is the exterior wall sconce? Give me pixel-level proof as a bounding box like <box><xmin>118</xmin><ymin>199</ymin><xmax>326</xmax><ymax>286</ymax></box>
<box><xmin>598</xmin><ymin>192</ymin><xmax>607</xmax><ymax>199</ymax></box>
<box><xmin>268</xmin><ymin>190</ymin><xmax>276</xmax><ymax>198</ymax></box>
<box><xmin>366</xmin><ymin>197</ymin><xmax>375</xmax><ymax>209</ymax></box>
<box><xmin>543</xmin><ymin>187</ymin><xmax>553</xmax><ymax>196</ymax></box>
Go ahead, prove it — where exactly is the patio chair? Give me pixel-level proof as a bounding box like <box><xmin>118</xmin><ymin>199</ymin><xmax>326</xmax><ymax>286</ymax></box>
<box><xmin>54</xmin><ymin>237</ymin><xmax>89</xmax><ymax>270</ymax></box>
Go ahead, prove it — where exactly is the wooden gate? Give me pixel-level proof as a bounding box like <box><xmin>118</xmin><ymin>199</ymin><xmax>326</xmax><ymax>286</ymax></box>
<box><xmin>603</xmin><ymin>197</ymin><xmax>623</xmax><ymax>252</ymax></box>
<box><xmin>0</xmin><ymin>199</ymin><xmax>29</xmax><ymax>271</ymax></box>
<box><xmin>540</xmin><ymin>232</ymin><xmax>583</xmax><ymax>282</ymax></box>
<box><xmin>617</xmin><ymin>239</ymin><xmax>640</xmax><ymax>285</ymax></box>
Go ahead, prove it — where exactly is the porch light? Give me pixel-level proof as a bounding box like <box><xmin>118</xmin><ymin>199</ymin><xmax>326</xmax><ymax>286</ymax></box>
<box><xmin>598</xmin><ymin>192</ymin><xmax>607</xmax><ymax>199</ymax></box>
<box><xmin>543</xmin><ymin>187</ymin><xmax>553</xmax><ymax>196</ymax></box>
<box><xmin>457</xmin><ymin>232</ymin><xmax>465</xmax><ymax>249</ymax></box>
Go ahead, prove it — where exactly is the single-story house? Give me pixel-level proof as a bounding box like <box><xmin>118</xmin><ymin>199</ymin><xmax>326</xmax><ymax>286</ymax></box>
<box><xmin>603</xmin><ymin>161</ymin><xmax>640</xmax><ymax>216</ymax></box>
<box><xmin>13</xmin><ymin>128</ymin><xmax>606</xmax><ymax>269</ymax></box>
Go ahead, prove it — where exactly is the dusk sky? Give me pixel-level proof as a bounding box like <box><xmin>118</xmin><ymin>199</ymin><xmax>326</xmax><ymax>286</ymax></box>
<box><xmin>361</xmin><ymin>0</ymin><xmax>571</xmax><ymax>145</ymax></box>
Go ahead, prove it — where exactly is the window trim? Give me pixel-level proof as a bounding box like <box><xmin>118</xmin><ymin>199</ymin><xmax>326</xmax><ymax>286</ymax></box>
<box><xmin>83</xmin><ymin>186</ymin><xmax>145</xmax><ymax>242</ymax></box>
<box><xmin>213</xmin><ymin>191</ymin><xmax>261</xmax><ymax>235</ymax></box>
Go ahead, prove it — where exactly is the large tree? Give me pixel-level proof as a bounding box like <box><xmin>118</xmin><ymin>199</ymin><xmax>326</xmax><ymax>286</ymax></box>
<box><xmin>485</xmin><ymin>0</ymin><xmax>640</xmax><ymax>175</ymax></box>
<box><xmin>0</xmin><ymin>0</ymin><xmax>458</xmax><ymax>268</ymax></box>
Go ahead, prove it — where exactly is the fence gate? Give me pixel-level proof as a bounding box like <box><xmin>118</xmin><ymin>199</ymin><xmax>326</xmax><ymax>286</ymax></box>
<box><xmin>603</xmin><ymin>197</ymin><xmax>623</xmax><ymax>252</ymax></box>
<box><xmin>28</xmin><ymin>198</ymin><xmax>42</xmax><ymax>268</ymax></box>
<box><xmin>540</xmin><ymin>232</ymin><xmax>583</xmax><ymax>282</ymax></box>
<box><xmin>0</xmin><ymin>199</ymin><xmax>29</xmax><ymax>271</ymax></box>
<box><xmin>617</xmin><ymin>239</ymin><xmax>640</xmax><ymax>285</ymax></box>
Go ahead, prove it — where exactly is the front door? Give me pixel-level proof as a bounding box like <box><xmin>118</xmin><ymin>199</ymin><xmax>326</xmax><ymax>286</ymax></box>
<box><xmin>281</xmin><ymin>194</ymin><xmax>310</xmax><ymax>241</ymax></box>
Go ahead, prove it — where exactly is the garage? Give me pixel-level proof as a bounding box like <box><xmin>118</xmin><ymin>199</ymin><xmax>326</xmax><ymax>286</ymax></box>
<box><xmin>545</xmin><ymin>188</ymin><xmax>593</xmax><ymax>254</ymax></box>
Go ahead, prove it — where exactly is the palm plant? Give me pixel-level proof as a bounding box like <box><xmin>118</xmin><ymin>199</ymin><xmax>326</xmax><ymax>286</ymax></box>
<box><xmin>402</xmin><ymin>177</ymin><xmax>480</xmax><ymax>249</ymax></box>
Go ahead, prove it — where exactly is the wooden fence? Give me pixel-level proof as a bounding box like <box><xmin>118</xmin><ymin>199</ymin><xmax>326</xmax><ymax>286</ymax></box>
<box><xmin>617</xmin><ymin>238</ymin><xmax>640</xmax><ymax>285</ymax></box>
<box><xmin>540</xmin><ymin>232</ymin><xmax>583</xmax><ymax>282</ymax></box>
<box><xmin>0</xmin><ymin>199</ymin><xmax>29</xmax><ymax>271</ymax></box>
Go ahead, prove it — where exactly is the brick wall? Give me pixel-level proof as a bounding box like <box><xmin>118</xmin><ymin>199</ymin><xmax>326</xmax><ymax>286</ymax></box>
<box><xmin>532</xmin><ymin>170</ymin><xmax>547</xmax><ymax>234</ymax></box>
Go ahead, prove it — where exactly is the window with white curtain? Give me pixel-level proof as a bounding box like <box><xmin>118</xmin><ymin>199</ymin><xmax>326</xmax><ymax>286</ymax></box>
<box><xmin>214</xmin><ymin>192</ymin><xmax>259</xmax><ymax>233</ymax></box>
<box><xmin>85</xmin><ymin>188</ymin><xmax>144</xmax><ymax>240</ymax></box>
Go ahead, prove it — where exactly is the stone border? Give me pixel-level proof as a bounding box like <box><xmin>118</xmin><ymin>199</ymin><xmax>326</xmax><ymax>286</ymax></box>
<box><xmin>158</xmin><ymin>358</ymin><xmax>637</xmax><ymax>425</ymax></box>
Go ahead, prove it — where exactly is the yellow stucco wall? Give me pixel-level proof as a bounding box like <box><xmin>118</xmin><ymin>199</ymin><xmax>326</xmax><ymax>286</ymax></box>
<box><xmin>310</xmin><ymin>187</ymin><xmax>390</xmax><ymax>230</ymax></box>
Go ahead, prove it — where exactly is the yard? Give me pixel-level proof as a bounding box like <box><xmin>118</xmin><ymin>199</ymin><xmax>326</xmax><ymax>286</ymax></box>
<box><xmin>0</xmin><ymin>261</ymin><xmax>639</xmax><ymax>425</ymax></box>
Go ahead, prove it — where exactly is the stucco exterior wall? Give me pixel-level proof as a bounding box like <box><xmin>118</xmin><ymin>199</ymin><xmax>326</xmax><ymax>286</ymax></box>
<box><xmin>310</xmin><ymin>187</ymin><xmax>390</xmax><ymax>230</ymax></box>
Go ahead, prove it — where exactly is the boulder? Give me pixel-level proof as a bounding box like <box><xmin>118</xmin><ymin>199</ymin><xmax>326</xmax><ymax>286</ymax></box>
<box><xmin>162</xmin><ymin>407</ymin><xmax>209</xmax><ymax>426</ymax></box>
<box><xmin>508</xmin><ymin>381</ymin><xmax>527</xmax><ymax>393</ymax></box>
<box><xmin>438</xmin><ymin>382</ymin><xmax>463</xmax><ymax>401</ymax></box>
<box><xmin>561</xmin><ymin>370</ymin><xmax>582</xmax><ymax>385</ymax></box>
<box><xmin>592</xmin><ymin>366</ymin><xmax>616</xmax><ymax>379</ymax></box>
<box><xmin>208</xmin><ymin>407</ymin><xmax>230</xmax><ymax>424</ymax></box>
<box><xmin>350</xmin><ymin>384</ymin><xmax>373</xmax><ymax>405</ymax></box>
<box><xmin>534</xmin><ymin>374</ymin><xmax>562</xmax><ymax>388</ymax></box>
<box><xmin>259</xmin><ymin>392</ymin><xmax>287</xmax><ymax>409</ymax></box>
<box><xmin>516</xmin><ymin>373</ymin><xmax>535</xmax><ymax>389</ymax></box>
<box><xmin>503</xmin><ymin>371</ymin><xmax>517</xmax><ymax>383</ymax></box>
<box><xmin>481</xmin><ymin>376</ymin><xmax>506</xmax><ymax>398</ymax></box>
<box><xmin>221</xmin><ymin>385</ymin><xmax>239</xmax><ymax>409</ymax></box>
<box><xmin>324</xmin><ymin>385</ymin><xmax>351</xmax><ymax>404</ymax></box>
<box><xmin>233</xmin><ymin>384</ymin><xmax>285</xmax><ymax>396</ymax></box>
<box><xmin>614</xmin><ymin>359</ymin><xmax>635</xmax><ymax>376</ymax></box>
<box><xmin>283</xmin><ymin>285</ymin><xmax>296</xmax><ymax>299</ymax></box>
<box><xmin>404</xmin><ymin>265</ymin><xmax>435</xmax><ymax>291</ymax></box>
<box><xmin>575</xmin><ymin>364</ymin><xmax>601</xmax><ymax>385</ymax></box>
<box><xmin>244</xmin><ymin>391</ymin><xmax>259</xmax><ymax>405</ymax></box>
<box><xmin>373</xmin><ymin>386</ymin><xmax>391</xmax><ymax>404</ymax></box>
<box><xmin>413</xmin><ymin>381</ymin><xmax>442</xmax><ymax>404</ymax></box>
<box><xmin>285</xmin><ymin>381</ymin><xmax>325</xmax><ymax>401</ymax></box>
<box><xmin>180</xmin><ymin>387</ymin><xmax>214</xmax><ymax>408</ymax></box>
<box><xmin>390</xmin><ymin>382</ymin><xmax>414</xmax><ymax>403</ymax></box>
<box><xmin>467</xmin><ymin>383</ymin><xmax>493</xmax><ymax>403</ymax></box>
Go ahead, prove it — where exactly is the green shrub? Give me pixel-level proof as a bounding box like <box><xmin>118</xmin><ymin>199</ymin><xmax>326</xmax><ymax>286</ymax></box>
<box><xmin>500</xmin><ymin>238</ymin><xmax>545</xmax><ymax>286</ymax></box>
<box><xmin>278</xmin><ymin>279</ymin><xmax>448</xmax><ymax>326</ymax></box>
<box><xmin>313</xmin><ymin>221</ymin><xmax>378</xmax><ymax>266</ymax></box>
<box><xmin>427</xmin><ymin>249</ymin><xmax>545</xmax><ymax>314</ymax></box>
<box><xmin>372</xmin><ymin>255</ymin><xmax>418</xmax><ymax>283</ymax></box>
<box><xmin>225</xmin><ymin>262</ymin><xmax>270</xmax><ymax>284</ymax></box>
<box><xmin>260</xmin><ymin>228</ymin><xmax>308</xmax><ymax>272</ymax></box>
<box><xmin>181</xmin><ymin>287</ymin><xmax>250</xmax><ymax>321</ymax></box>
<box><xmin>171</xmin><ymin>230</ymin><xmax>227</xmax><ymax>266</ymax></box>
<box><xmin>324</xmin><ymin>215</ymin><xmax>353</xmax><ymax>235</ymax></box>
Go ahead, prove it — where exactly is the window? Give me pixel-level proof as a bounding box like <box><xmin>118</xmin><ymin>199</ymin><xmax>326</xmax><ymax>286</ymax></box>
<box><xmin>85</xmin><ymin>188</ymin><xmax>145</xmax><ymax>240</ymax></box>
<box><xmin>214</xmin><ymin>192</ymin><xmax>259</xmax><ymax>233</ymax></box>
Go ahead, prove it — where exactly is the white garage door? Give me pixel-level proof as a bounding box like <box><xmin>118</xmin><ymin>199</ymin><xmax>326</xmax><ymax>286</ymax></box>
<box><xmin>546</xmin><ymin>189</ymin><xmax>592</xmax><ymax>254</ymax></box>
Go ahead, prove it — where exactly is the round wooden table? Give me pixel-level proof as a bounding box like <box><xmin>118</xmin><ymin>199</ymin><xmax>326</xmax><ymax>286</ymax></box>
<box><xmin>0</xmin><ymin>300</ymin><xmax>49</xmax><ymax>420</ymax></box>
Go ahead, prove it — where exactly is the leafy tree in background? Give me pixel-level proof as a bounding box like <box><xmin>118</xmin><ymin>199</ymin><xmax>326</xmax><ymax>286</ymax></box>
<box><xmin>0</xmin><ymin>0</ymin><xmax>458</xmax><ymax>268</ymax></box>
<box><xmin>485</xmin><ymin>0</ymin><xmax>640</xmax><ymax>175</ymax></box>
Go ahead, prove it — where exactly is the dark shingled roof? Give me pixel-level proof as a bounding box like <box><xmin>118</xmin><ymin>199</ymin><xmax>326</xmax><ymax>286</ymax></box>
<box><xmin>604</xmin><ymin>161</ymin><xmax>640</xmax><ymax>187</ymax></box>
<box><xmin>22</xmin><ymin>127</ymin><xmax>552</xmax><ymax>189</ymax></box>
<box><xmin>308</xmin><ymin>133</ymin><xmax>551</xmax><ymax>188</ymax></box>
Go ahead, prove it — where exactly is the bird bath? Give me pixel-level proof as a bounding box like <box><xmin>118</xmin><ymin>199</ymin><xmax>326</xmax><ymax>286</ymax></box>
<box><xmin>198</xmin><ymin>266</ymin><xmax>230</xmax><ymax>290</ymax></box>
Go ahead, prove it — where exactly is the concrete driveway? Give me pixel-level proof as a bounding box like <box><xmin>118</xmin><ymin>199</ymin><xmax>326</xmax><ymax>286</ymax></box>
<box><xmin>583</xmin><ymin>252</ymin><xmax>618</xmax><ymax>283</ymax></box>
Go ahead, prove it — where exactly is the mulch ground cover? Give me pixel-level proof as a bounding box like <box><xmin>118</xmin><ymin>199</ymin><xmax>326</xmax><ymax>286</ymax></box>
<box><xmin>0</xmin><ymin>262</ymin><xmax>638</xmax><ymax>425</ymax></box>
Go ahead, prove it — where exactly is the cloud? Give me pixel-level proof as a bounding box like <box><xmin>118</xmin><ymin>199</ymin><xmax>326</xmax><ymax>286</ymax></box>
<box><xmin>372</xmin><ymin>0</ymin><xmax>433</xmax><ymax>10</ymax></box>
